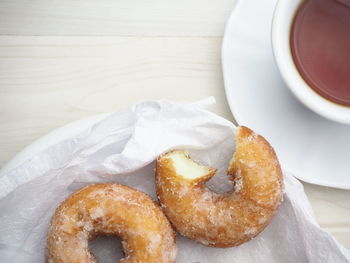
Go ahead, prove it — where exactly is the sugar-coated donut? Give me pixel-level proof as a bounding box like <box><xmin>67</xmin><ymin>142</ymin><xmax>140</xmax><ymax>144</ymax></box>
<box><xmin>46</xmin><ymin>183</ymin><xmax>176</xmax><ymax>263</ymax></box>
<box><xmin>156</xmin><ymin>126</ymin><xmax>283</xmax><ymax>248</ymax></box>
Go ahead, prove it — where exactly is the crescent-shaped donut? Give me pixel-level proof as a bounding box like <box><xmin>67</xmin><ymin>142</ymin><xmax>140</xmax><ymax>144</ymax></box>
<box><xmin>156</xmin><ymin>126</ymin><xmax>283</xmax><ymax>247</ymax></box>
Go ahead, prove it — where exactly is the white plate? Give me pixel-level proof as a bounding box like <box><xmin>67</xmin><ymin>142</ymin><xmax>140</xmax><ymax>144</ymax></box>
<box><xmin>222</xmin><ymin>0</ymin><xmax>350</xmax><ymax>189</ymax></box>
<box><xmin>0</xmin><ymin>113</ymin><xmax>110</xmax><ymax>176</ymax></box>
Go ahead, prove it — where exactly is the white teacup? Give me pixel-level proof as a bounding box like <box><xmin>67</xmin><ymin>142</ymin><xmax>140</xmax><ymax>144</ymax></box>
<box><xmin>271</xmin><ymin>0</ymin><xmax>350</xmax><ymax>125</ymax></box>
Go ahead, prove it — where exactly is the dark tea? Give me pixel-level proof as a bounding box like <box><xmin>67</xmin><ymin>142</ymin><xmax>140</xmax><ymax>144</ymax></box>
<box><xmin>290</xmin><ymin>0</ymin><xmax>350</xmax><ymax>106</ymax></box>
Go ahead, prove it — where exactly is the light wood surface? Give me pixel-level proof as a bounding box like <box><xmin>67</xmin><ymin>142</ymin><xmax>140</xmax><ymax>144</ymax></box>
<box><xmin>0</xmin><ymin>0</ymin><xmax>349</xmax><ymax>250</ymax></box>
<box><xmin>0</xmin><ymin>0</ymin><xmax>235</xmax><ymax>36</ymax></box>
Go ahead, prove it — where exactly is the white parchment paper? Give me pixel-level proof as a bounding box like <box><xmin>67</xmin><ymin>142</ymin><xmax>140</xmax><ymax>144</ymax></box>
<box><xmin>0</xmin><ymin>99</ymin><xmax>349</xmax><ymax>263</ymax></box>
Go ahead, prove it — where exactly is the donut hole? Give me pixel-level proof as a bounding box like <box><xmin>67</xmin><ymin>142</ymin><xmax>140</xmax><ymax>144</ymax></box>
<box><xmin>205</xmin><ymin>171</ymin><xmax>234</xmax><ymax>194</ymax></box>
<box><xmin>201</xmin><ymin>151</ymin><xmax>236</xmax><ymax>194</ymax></box>
<box><xmin>89</xmin><ymin>235</ymin><xmax>124</xmax><ymax>263</ymax></box>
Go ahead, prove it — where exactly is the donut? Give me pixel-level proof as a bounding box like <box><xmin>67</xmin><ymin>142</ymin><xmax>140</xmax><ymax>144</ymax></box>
<box><xmin>46</xmin><ymin>183</ymin><xmax>176</xmax><ymax>263</ymax></box>
<box><xmin>156</xmin><ymin>126</ymin><xmax>283</xmax><ymax>247</ymax></box>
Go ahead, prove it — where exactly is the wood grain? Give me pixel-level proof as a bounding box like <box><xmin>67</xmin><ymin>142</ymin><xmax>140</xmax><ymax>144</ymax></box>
<box><xmin>304</xmin><ymin>183</ymin><xmax>350</xmax><ymax>248</ymax></box>
<box><xmin>0</xmin><ymin>0</ymin><xmax>236</xmax><ymax>36</ymax></box>
<box><xmin>0</xmin><ymin>36</ymin><xmax>232</xmax><ymax>167</ymax></box>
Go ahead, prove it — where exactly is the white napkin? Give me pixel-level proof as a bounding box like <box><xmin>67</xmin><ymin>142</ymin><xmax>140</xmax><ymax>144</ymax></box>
<box><xmin>0</xmin><ymin>98</ymin><xmax>349</xmax><ymax>263</ymax></box>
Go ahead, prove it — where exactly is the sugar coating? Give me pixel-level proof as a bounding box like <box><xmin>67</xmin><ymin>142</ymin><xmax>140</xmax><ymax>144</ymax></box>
<box><xmin>156</xmin><ymin>126</ymin><xmax>284</xmax><ymax>248</ymax></box>
<box><xmin>46</xmin><ymin>183</ymin><xmax>176</xmax><ymax>263</ymax></box>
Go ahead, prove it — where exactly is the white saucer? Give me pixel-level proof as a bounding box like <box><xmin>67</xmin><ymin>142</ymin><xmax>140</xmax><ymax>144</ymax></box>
<box><xmin>222</xmin><ymin>0</ymin><xmax>350</xmax><ymax>189</ymax></box>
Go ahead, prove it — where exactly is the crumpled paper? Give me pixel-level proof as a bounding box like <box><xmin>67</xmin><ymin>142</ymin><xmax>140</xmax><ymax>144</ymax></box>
<box><xmin>0</xmin><ymin>98</ymin><xmax>349</xmax><ymax>263</ymax></box>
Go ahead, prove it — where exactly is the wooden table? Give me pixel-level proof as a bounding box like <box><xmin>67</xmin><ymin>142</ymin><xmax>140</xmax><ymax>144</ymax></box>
<box><xmin>0</xmin><ymin>0</ymin><xmax>349</xmax><ymax>249</ymax></box>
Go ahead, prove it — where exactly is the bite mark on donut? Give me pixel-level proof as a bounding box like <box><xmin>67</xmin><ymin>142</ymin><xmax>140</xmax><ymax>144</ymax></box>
<box><xmin>163</xmin><ymin>150</ymin><xmax>214</xmax><ymax>182</ymax></box>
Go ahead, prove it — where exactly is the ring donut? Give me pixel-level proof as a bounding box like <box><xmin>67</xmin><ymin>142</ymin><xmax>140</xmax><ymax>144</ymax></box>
<box><xmin>156</xmin><ymin>126</ymin><xmax>283</xmax><ymax>247</ymax></box>
<box><xmin>46</xmin><ymin>183</ymin><xmax>176</xmax><ymax>263</ymax></box>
